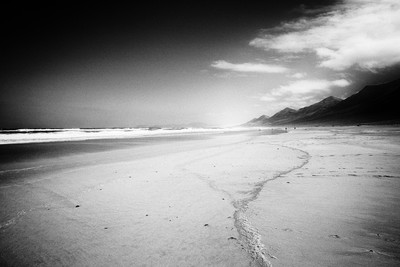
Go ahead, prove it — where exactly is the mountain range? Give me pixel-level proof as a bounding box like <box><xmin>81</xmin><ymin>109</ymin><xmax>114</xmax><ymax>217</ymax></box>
<box><xmin>245</xmin><ymin>78</ymin><xmax>400</xmax><ymax>126</ymax></box>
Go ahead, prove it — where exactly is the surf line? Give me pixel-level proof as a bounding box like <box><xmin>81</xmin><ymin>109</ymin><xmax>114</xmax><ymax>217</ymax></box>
<box><xmin>233</xmin><ymin>144</ymin><xmax>311</xmax><ymax>267</ymax></box>
<box><xmin>0</xmin><ymin>165</ymin><xmax>45</xmax><ymax>174</ymax></box>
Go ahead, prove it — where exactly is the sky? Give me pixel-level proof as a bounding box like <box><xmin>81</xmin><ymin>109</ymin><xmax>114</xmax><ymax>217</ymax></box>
<box><xmin>1</xmin><ymin>1</ymin><xmax>400</xmax><ymax>128</ymax></box>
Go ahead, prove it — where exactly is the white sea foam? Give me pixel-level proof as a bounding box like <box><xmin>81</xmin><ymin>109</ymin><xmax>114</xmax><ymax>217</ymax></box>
<box><xmin>0</xmin><ymin>127</ymin><xmax>256</xmax><ymax>145</ymax></box>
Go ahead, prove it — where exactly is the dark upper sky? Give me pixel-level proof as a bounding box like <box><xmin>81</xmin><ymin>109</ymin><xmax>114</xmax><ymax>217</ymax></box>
<box><xmin>1</xmin><ymin>1</ymin><xmax>399</xmax><ymax>128</ymax></box>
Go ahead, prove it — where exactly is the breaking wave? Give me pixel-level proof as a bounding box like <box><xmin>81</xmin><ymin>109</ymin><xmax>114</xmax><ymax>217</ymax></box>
<box><xmin>0</xmin><ymin>127</ymin><xmax>255</xmax><ymax>145</ymax></box>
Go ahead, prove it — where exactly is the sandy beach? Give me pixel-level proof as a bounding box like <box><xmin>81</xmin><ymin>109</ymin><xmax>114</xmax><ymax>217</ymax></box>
<box><xmin>1</xmin><ymin>127</ymin><xmax>400</xmax><ymax>266</ymax></box>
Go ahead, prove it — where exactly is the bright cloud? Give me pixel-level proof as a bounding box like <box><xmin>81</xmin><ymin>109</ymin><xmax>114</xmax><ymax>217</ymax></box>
<box><xmin>261</xmin><ymin>79</ymin><xmax>350</xmax><ymax>101</ymax></box>
<box><xmin>259</xmin><ymin>79</ymin><xmax>350</xmax><ymax>114</ymax></box>
<box><xmin>289</xmin><ymin>72</ymin><xmax>307</xmax><ymax>79</ymax></box>
<box><xmin>250</xmin><ymin>0</ymin><xmax>400</xmax><ymax>71</ymax></box>
<box><xmin>260</xmin><ymin>95</ymin><xmax>277</xmax><ymax>102</ymax></box>
<box><xmin>211</xmin><ymin>60</ymin><xmax>289</xmax><ymax>73</ymax></box>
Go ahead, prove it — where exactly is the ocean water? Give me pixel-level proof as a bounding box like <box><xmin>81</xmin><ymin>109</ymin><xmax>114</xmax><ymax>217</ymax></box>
<box><xmin>0</xmin><ymin>127</ymin><xmax>254</xmax><ymax>145</ymax></box>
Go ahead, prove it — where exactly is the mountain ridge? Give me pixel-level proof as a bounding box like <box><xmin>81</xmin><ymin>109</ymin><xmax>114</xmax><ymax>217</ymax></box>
<box><xmin>244</xmin><ymin>78</ymin><xmax>400</xmax><ymax>126</ymax></box>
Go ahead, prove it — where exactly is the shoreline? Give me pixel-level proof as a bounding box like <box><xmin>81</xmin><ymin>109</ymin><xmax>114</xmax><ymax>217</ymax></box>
<box><xmin>1</xmin><ymin>126</ymin><xmax>399</xmax><ymax>266</ymax></box>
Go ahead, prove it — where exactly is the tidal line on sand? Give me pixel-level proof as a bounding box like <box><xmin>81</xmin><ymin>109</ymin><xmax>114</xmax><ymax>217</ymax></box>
<box><xmin>233</xmin><ymin>144</ymin><xmax>311</xmax><ymax>267</ymax></box>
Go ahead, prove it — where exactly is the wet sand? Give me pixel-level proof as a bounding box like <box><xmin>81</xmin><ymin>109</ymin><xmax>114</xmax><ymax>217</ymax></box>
<box><xmin>250</xmin><ymin>126</ymin><xmax>400</xmax><ymax>266</ymax></box>
<box><xmin>1</xmin><ymin>127</ymin><xmax>400</xmax><ymax>266</ymax></box>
